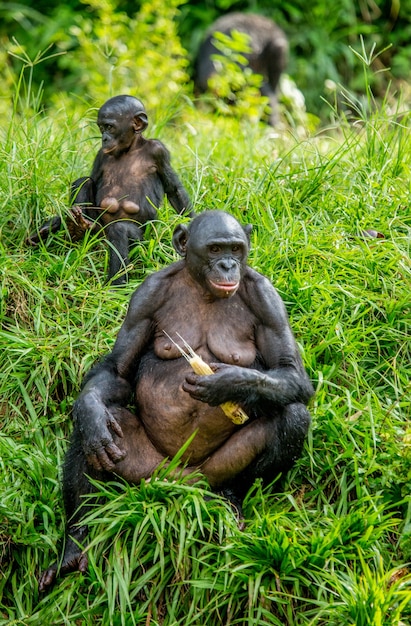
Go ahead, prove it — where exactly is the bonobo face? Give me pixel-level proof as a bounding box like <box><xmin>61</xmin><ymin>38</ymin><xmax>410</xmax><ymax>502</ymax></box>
<box><xmin>97</xmin><ymin>96</ymin><xmax>148</xmax><ymax>156</ymax></box>
<box><xmin>187</xmin><ymin>212</ymin><xmax>250</xmax><ymax>299</ymax></box>
<box><xmin>97</xmin><ymin>109</ymin><xmax>137</xmax><ymax>156</ymax></box>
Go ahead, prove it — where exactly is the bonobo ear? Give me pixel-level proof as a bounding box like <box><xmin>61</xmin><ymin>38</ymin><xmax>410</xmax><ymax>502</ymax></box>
<box><xmin>133</xmin><ymin>112</ymin><xmax>148</xmax><ymax>133</ymax></box>
<box><xmin>243</xmin><ymin>223</ymin><xmax>253</xmax><ymax>246</ymax></box>
<box><xmin>172</xmin><ymin>223</ymin><xmax>189</xmax><ymax>257</ymax></box>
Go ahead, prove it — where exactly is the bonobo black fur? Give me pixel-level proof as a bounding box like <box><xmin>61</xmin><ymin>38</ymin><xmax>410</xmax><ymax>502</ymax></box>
<box><xmin>194</xmin><ymin>13</ymin><xmax>288</xmax><ymax>125</ymax></box>
<box><xmin>38</xmin><ymin>210</ymin><xmax>313</xmax><ymax>591</ymax></box>
<box><xmin>27</xmin><ymin>95</ymin><xmax>192</xmax><ymax>284</ymax></box>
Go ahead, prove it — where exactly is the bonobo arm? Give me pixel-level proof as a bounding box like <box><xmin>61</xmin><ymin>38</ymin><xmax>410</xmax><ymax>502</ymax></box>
<box><xmin>89</xmin><ymin>150</ymin><xmax>104</xmax><ymax>181</ymax></box>
<box><xmin>73</xmin><ymin>360</ymin><xmax>133</xmax><ymax>471</ymax></box>
<box><xmin>152</xmin><ymin>140</ymin><xmax>193</xmax><ymax>216</ymax></box>
<box><xmin>183</xmin><ymin>271</ymin><xmax>314</xmax><ymax>409</ymax></box>
<box><xmin>73</xmin><ymin>272</ymin><xmax>167</xmax><ymax>470</ymax></box>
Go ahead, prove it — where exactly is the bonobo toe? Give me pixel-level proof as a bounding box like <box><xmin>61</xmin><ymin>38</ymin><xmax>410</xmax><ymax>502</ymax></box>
<box><xmin>77</xmin><ymin>552</ymin><xmax>89</xmax><ymax>573</ymax></box>
<box><xmin>38</xmin><ymin>564</ymin><xmax>58</xmax><ymax>592</ymax></box>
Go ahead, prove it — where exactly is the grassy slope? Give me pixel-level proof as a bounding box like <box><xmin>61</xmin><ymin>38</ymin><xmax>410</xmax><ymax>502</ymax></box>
<box><xmin>0</xmin><ymin>96</ymin><xmax>410</xmax><ymax>625</ymax></box>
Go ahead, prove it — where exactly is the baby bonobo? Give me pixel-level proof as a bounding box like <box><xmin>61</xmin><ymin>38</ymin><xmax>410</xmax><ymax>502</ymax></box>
<box><xmin>38</xmin><ymin>210</ymin><xmax>313</xmax><ymax>591</ymax></box>
<box><xmin>27</xmin><ymin>95</ymin><xmax>192</xmax><ymax>285</ymax></box>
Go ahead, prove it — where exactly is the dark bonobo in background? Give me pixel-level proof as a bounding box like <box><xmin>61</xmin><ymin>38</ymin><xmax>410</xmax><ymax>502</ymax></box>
<box><xmin>27</xmin><ymin>95</ymin><xmax>192</xmax><ymax>285</ymax></box>
<box><xmin>194</xmin><ymin>13</ymin><xmax>288</xmax><ymax>126</ymax></box>
<box><xmin>38</xmin><ymin>210</ymin><xmax>313</xmax><ymax>591</ymax></box>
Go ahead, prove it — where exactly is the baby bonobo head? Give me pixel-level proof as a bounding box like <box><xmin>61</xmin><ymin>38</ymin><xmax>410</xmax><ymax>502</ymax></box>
<box><xmin>172</xmin><ymin>210</ymin><xmax>252</xmax><ymax>299</ymax></box>
<box><xmin>97</xmin><ymin>95</ymin><xmax>148</xmax><ymax>156</ymax></box>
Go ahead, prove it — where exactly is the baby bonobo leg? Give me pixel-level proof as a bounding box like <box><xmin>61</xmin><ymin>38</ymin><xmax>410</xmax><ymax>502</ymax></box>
<box><xmin>25</xmin><ymin>216</ymin><xmax>63</xmax><ymax>246</ymax></box>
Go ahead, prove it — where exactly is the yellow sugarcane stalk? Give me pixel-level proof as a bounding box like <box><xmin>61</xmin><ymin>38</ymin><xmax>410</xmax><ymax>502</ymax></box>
<box><xmin>163</xmin><ymin>331</ymin><xmax>249</xmax><ymax>425</ymax></box>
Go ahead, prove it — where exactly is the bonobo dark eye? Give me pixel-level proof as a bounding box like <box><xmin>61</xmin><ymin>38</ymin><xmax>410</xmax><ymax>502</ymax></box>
<box><xmin>209</xmin><ymin>245</ymin><xmax>221</xmax><ymax>254</ymax></box>
<box><xmin>98</xmin><ymin>124</ymin><xmax>113</xmax><ymax>133</ymax></box>
<box><xmin>231</xmin><ymin>245</ymin><xmax>243</xmax><ymax>255</ymax></box>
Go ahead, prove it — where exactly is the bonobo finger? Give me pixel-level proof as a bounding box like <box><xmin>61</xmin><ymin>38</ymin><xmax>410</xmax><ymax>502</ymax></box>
<box><xmin>86</xmin><ymin>452</ymin><xmax>105</xmax><ymax>472</ymax></box>
<box><xmin>26</xmin><ymin>234</ymin><xmax>39</xmax><ymax>246</ymax></box>
<box><xmin>208</xmin><ymin>362</ymin><xmax>220</xmax><ymax>372</ymax></box>
<box><xmin>105</xmin><ymin>441</ymin><xmax>127</xmax><ymax>463</ymax></box>
<box><xmin>184</xmin><ymin>373</ymin><xmax>199</xmax><ymax>386</ymax></box>
<box><xmin>182</xmin><ymin>380</ymin><xmax>197</xmax><ymax>394</ymax></box>
<box><xmin>38</xmin><ymin>564</ymin><xmax>58</xmax><ymax>592</ymax></box>
<box><xmin>108</xmin><ymin>417</ymin><xmax>124</xmax><ymax>438</ymax></box>
<box><xmin>96</xmin><ymin>448</ymin><xmax>118</xmax><ymax>471</ymax></box>
<box><xmin>78</xmin><ymin>553</ymin><xmax>89</xmax><ymax>573</ymax></box>
<box><xmin>71</xmin><ymin>205</ymin><xmax>83</xmax><ymax>218</ymax></box>
<box><xmin>182</xmin><ymin>380</ymin><xmax>207</xmax><ymax>402</ymax></box>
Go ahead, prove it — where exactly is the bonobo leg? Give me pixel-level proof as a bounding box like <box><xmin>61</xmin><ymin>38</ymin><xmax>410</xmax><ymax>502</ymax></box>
<box><xmin>38</xmin><ymin>409</ymin><xmax>167</xmax><ymax>592</ymax></box>
<box><xmin>202</xmin><ymin>403</ymin><xmax>311</xmax><ymax>500</ymax></box>
<box><xmin>38</xmin><ymin>427</ymin><xmax>104</xmax><ymax>592</ymax></box>
<box><xmin>26</xmin><ymin>216</ymin><xmax>63</xmax><ymax>246</ymax></box>
<box><xmin>104</xmin><ymin>221</ymin><xmax>143</xmax><ymax>285</ymax></box>
<box><xmin>260</xmin><ymin>84</ymin><xmax>280</xmax><ymax>127</ymax></box>
<box><xmin>26</xmin><ymin>177</ymin><xmax>98</xmax><ymax>246</ymax></box>
<box><xmin>109</xmin><ymin>408</ymin><xmax>167</xmax><ymax>481</ymax></box>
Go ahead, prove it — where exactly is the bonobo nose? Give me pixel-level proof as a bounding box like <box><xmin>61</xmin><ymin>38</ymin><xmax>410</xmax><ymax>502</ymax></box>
<box><xmin>218</xmin><ymin>258</ymin><xmax>236</xmax><ymax>271</ymax></box>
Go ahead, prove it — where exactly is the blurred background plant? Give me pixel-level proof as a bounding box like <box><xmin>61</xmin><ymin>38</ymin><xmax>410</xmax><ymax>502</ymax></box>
<box><xmin>1</xmin><ymin>0</ymin><xmax>410</xmax><ymax>121</ymax></box>
<box><xmin>1</xmin><ymin>0</ymin><xmax>190</xmax><ymax>123</ymax></box>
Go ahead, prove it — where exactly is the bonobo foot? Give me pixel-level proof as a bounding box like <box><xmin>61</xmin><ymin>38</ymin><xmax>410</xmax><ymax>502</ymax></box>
<box><xmin>67</xmin><ymin>206</ymin><xmax>97</xmax><ymax>241</ymax></box>
<box><xmin>38</xmin><ymin>530</ymin><xmax>88</xmax><ymax>592</ymax></box>
<box><xmin>218</xmin><ymin>487</ymin><xmax>246</xmax><ymax>530</ymax></box>
<box><xmin>26</xmin><ymin>206</ymin><xmax>96</xmax><ymax>247</ymax></box>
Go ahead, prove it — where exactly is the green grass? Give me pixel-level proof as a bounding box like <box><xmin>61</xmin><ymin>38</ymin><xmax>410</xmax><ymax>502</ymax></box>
<box><xmin>1</xmin><ymin>81</ymin><xmax>411</xmax><ymax>625</ymax></box>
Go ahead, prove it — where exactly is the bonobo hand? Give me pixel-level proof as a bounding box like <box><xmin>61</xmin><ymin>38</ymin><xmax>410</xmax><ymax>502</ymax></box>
<box><xmin>76</xmin><ymin>394</ymin><xmax>127</xmax><ymax>472</ymax></box>
<box><xmin>182</xmin><ymin>363</ymin><xmax>256</xmax><ymax>406</ymax></box>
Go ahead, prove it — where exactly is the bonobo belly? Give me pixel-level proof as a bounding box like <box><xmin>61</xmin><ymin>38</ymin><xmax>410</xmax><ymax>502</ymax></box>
<box><xmin>135</xmin><ymin>354</ymin><xmax>237</xmax><ymax>464</ymax></box>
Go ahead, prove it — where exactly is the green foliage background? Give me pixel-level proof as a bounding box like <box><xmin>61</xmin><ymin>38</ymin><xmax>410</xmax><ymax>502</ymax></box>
<box><xmin>0</xmin><ymin>0</ymin><xmax>411</xmax><ymax>624</ymax></box>
<box><xmin>2</xmin><ymin>0</ymin><xmax>411</xmax><ymax>117</ymax></box>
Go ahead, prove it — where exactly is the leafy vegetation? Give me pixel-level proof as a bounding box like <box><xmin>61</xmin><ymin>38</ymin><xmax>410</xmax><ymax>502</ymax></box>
<box><xmin>1</xmin><ymin>5</ymin><xmax>411</xmax><ymax>625</ymax></box>
<box><xmin>2</xmin><ymin>0</ymin><xmax>411</xmax><ymax>118</ymax></box>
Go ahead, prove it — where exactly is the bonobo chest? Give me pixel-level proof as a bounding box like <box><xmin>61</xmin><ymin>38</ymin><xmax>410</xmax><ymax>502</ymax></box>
<box><xmin>154</xmin><ymin>276</ymin><xmax>258</xmax><ymax>366</ymax></box>
<box><xmin>95</xmin><ymin>148</ymin><xmax>159</xmax><ymax>212</ymax></box>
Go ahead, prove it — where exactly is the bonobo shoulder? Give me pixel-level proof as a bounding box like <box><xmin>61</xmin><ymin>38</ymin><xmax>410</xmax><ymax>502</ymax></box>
<box><xmin>146</xmin><ymin>138</ymin><xmax>170</xmax><ymax>163</ymax></box>
<box><xmin>133</xmin><ymin>259</ymin><xmax>184</xmax><ymax>295</ymax></box>
<box><xmin>126</xmin><ymin>260</ymin><xmax>185</xmax><ymax>316</ymax></box>
<box><xmin>241</xmin><ymin>266</ymin><xmax>289</xmax><ymax>322</ymax></box>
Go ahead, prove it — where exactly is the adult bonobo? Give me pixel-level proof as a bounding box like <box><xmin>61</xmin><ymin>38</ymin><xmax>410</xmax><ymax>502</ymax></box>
<box><xmin>194</xmin><ymin>13</ymin><xmax>288</xmax><ymax>126</ymax></box>
<box><xmin>27</xmin><ymin>95</ymin><xmax>192</xmax><ymax>285</ymax></box>
<box><xmin>38</xmin><ymin>210</ymin><xmax>313</xmax><ymax>591</ymax></box>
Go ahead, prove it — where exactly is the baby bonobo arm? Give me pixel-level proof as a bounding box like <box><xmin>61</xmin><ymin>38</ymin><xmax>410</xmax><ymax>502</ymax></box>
<box><xmin>153</xmin><ymin>141</ymin><xmax>193</xmax><ymax>216</ymax></box>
